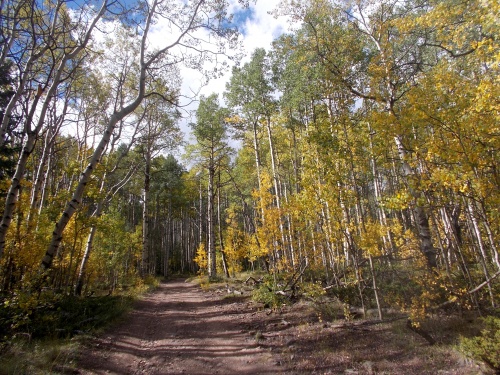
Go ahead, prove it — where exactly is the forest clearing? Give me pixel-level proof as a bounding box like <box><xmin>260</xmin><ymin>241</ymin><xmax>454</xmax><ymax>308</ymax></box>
<box><xmin>0</xmin><ymin>0</ymin><xmax>499</xmax><ymax>373</ymax></box>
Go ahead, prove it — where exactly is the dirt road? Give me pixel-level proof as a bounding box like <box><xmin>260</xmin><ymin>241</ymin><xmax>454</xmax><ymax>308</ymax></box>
<box><xmin>77</xmin><ymin>279</ymin><xmax>285</xmax><ymax>375</ymax></box>
<box><xmin>76</xmin><ymin>278</ymin><xmax>487</xmax><ymax>375</ymax></box>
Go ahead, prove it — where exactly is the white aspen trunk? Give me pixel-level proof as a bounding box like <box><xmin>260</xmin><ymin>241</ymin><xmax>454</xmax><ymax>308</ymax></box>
<box><xmin>432</xmin><ymin>209</ymin><xmax>452</xmax><ymax>276</ymax></box>
<box><xmin>217</xmin><ymin>172</ymin><xmax>229</xmax><ymax>278</ymax></box>
<box><xmin>368</xmin><ymin>124</ymin><xmax>395</xmax><ymax>259</ymax></box>
<box><xmin>369</xmin><ymin>254</ymin><xmax>383</xmax><ymax>320</ymax></box>
<box><xmin>466</xmin><ymin>200</ymin><xmax>496</xmax><ymax>307</ymax></box>
<box><xmin>320</xmin><ymin>204</ymin><xmax>335</xmax><ymax>265</ymax></box>
<box><xmin>251</xmin><ymin>120</ymin><xmax>265</xmax><ymax>225</ymax></box>
<box><xmin>29</xmin><ymin>127</ymin><xmax>52</xmax><ymax>222</ymax></box>
<box><xmin>339</xmin><ymin>185</ymin><xmax>366</xmax><ymax>317</ymax></box>
<box><xmin>38</xmin><ymin>140</ymin><xmax>53</xmax><ymax>217</ymax></box>
<box><xmin>74</xmin><ymin>203</ymin><xmax>101</xmax><ymax>296</ymax></box>
<box><xmin>440</xmin><ymin>207</ymin><xmax>462</xmax><ymax>267</ymax></box>
<box><xmin>199</xmin><ymin>179</ymin><xmax>203</xmax><ymax>246</ymax></box>
<box><xmin>0</xmin><ymin>1</ymin><xmax>107</xmax><ymax>260</ymax></box>
<box><xmin>282</xmin><ymin>182</ymin><xmax>296</xmax><ymax>268</ymax></box>
<box><xmin>338</xmin><ymin>184</ymin><xmax>353</xmax><ymax>266</ymax></box>
<box><xmin>250</xmin><ymin>119</ymin><xmax>270</xmax><ymax>270</ymax></box>
<box><xmin>316</xmin><ymin>155</ymin><xmax>336</xmax><ymax>268</ymax></box>
<box><xmin>207</xmin><ymin>163</ymin><xmax>216</xmax><ymax>278</ymax></box>
<box><xmin>28</xmin><ymin>98</ymin><xmax>66</xmax><ymax>225</ymax></box>
<box><xmin>394</xmin><ymin>135</ymin><xmax>437</xmax><ymax>268</ymax></box>
<box><xmin>0</xmin><ymin>55</ymin><xmax>48</xmax><ymax>145</ymax></box>
<box><xmin>0</xmin><ymin>0</ymin><xmax>26</xmax><ymax>66</ymax></box>
<box><xmin>142</xmin><ymin>153</ymin><xmax>151</xmax><ymax>277</ymax></box>
<box><xmin>0</xmin><ymin>93</ymin><xmax>42</xmax><ymax>257</ymax></box>
<box><xmin>476</xmin><ymin>201</ymin><xmax>500</xmax><ymax>271</ymax></box>
<box><xmin>290</xmin><ymin>122</ymin><xmax>301</xmax><ymax>194</ymax></box>
<box><xmin>265</xmin><ymin>117</ymin><xmax>287</xmax><ymax>264</ymax></box>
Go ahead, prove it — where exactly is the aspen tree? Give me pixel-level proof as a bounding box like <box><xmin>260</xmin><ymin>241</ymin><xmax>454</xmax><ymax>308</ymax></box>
<box><xmin>190</xmin><ymin>94</ymin><xmax>232</xmax><ymax>278</ymax></box>
<box><xmin>0</xmin><ymin>0</ymin><xmax>108</xmax><ymax>259</ymax></box>
<box><xmin>40</xmin><ymin>0</ymin><xmax>240</xmax><ymax>272</ymax></box>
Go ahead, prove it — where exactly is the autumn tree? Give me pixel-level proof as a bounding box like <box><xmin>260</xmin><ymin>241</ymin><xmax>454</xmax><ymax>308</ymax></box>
<box><xmin>135</xmin><ymin>90</ymin><xmax>181</xmax><ymax>277</ymax></box>
<box><xmin>39</xmin><ymin>0</ymin><xmax>241</xmax><ymax>276</ymax></box>
<box><xmin>190</xmin><ymin>93</ymin><xmax>232</xmax><ymax>278</ymax></box>
<box><xmin>0</xmin><ymin>0</ymin><xmax>109</xmax><ymax>259</ymax></box>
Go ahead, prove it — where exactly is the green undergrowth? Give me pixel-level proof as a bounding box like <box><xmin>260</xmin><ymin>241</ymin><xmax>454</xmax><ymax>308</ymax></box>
<box><xmin>1</xmin><ymin>293</ymin><xmax>134</xmax><ymax>340</ymax></box>
<box><xmin>0</xmin><ymin>277</ymin><xmax>161</xmax><ymax>375</ymax></box>
<box><xmin>0</xmin><ymin>337</ymin><xmax>82</xmax><ymax>375</ymax></box>
<box><xmin>460</xmin><ymin>315</ymin><xmax>500</xmax><ymax>372</ymax></box>
<box><xmin>251</xmin><ymin>274</ymin><xmax>289</xmax><ymax>308</ymax></box>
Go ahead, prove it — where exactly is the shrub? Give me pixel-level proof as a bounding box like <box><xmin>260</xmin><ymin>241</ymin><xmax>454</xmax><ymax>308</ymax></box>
<box><xmin>0</xmin><ymin>292</ymin><xmax>134</xmax><ymax>340</ymax></box>
<box><xmin>460</xmin><ymin>316</ymin><xmax>500</xmax><ymax>371</ymax></box>
<box><xmin>300</xmin><ymin>281</ymin><xmax>326</xmax><ymax>300</ymax></box>
<box><xmin>251</xmin><ymin>275</ymin><xmax>287</xmax><ymax>308</ymax></box>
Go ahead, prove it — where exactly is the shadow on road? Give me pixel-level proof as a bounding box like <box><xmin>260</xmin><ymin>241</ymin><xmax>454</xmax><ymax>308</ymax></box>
<box><xmin>77</xmin><ymin>279</ymin><xmax>283</xmax><ymax>375</ymax></box>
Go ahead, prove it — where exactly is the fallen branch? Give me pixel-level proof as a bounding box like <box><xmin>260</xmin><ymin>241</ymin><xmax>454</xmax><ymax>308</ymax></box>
<box><xmin>275</xmin><ymin>290</ymin><xmax>289</xmax><ymax>296</ymax></box>
<box><xmin>330</xmin><ymin>315</ymin><xmax>407</xmax><ymax>329</ymax></box>
<box><xmin>245</xmin><ymin>276</ymin><xmax>263</xmax><ymax>285</ymax></box>
<box><xmin>277</xmin><ymin>261</ymin><xmax>309</xmax><ymax>298</ymax></box>
<box><xmin>431</xmin><ymin>269</ymin><xmax>500</xmax><ymax>311</ymax></box>
<box><xmin>406</xmin><ymin>318</ymin><xmax>436</xmax><ymax>345</ymax></box>
<box><xmin>468</xmin><ymin>270</ymin><xmax>500</xmax><ymax>295</ymax></box>
<box><xmin>329</xmin><ymin>313</ymin><xmax>435</xmax><ymax>345</ymax></box>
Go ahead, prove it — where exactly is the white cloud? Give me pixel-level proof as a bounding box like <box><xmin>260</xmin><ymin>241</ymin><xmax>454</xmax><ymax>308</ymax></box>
<box><xmin>196</xmin><ymin>0</ymin><xmax>290</xmax><ymax>98</ymax></box>
<box><xmin>156</xmin><ymin>0</ymin><xmax>291</xmax><ymax>145</ymax></box>
<box><xmin>237</xmin><ymin>0</ymin><xmax>288</xmax><ymax>60</ymax></box>
<box><xmin>85</xmin><ymin>1</ymin><xmax>291</xmax><ymax>150</ymax></box>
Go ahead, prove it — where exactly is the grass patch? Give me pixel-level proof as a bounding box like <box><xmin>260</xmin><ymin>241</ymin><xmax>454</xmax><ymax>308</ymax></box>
<box><xmin>0</xmin><ymin>337</ymin><xmax>81</xmax><ymax>375</ymax></box>
<box><xmin>0</xmin><ymin>278</ymin><xmax>163</xmax><ymax>375</ymax></box>
<box><xmin>0</xmin><ymin>293</ymin><xmax>134</xmax><ymax>340</ymax></box>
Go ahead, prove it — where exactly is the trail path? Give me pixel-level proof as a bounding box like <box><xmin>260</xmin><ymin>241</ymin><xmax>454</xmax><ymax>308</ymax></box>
<box><xmin>76</xmin><ymin>279</ymin><xmax>484</xmax><ymax>375</ymax></box>
<box><xmin>77</xmin><ymin>279</ymin><xmax>285</xmax><ymax>375</ymax></box>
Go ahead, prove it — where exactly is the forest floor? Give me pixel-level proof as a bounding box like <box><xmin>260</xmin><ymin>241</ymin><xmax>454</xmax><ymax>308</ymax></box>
<box><xmin>75</xmin><ymin>278</ymin><xmax>491</xmax><ymax>375</ymax></box>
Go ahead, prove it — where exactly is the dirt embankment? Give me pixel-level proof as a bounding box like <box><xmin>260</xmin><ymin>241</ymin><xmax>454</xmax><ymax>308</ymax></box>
<box><xmin>76</xmin><ymin>279</ymin><xmax>488</xmax><ymax>375</ymax></box>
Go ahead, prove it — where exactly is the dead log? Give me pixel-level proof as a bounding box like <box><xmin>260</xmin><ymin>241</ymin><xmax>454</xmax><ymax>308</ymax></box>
<box><xmin>406</xmin><ymin>318</ymin><xmax>436</xmax><ymax>345</ymax></box>
<box><xmin>245</xmin><ymin>276</ymin><xmax>263</xmax><ymax>285</ymax></box>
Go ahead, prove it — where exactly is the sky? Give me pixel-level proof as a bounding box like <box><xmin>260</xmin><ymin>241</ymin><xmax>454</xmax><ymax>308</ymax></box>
<box><xmin>190</xmin><ymin>0</ymin><xmax>289</xmax><ymax>98</ymax></box>
<box><xmin>148</xmin><ymin>0</ymin><xmax>291</xmax><ymax>146</ymax></box>
<box><xmin>67</xmin><ymin>0</ymin><xmax>292</xmax><ymax>152</ymax></box>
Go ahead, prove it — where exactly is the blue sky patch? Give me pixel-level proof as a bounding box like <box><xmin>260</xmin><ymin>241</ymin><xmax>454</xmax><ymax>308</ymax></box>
<box><xmin>231</xmin><ymin>8</ymin><xmax>255</xmax><ymax>35</ymax></box>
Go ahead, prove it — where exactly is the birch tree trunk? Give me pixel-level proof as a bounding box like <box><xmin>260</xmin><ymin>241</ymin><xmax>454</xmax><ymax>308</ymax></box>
<box><xmin>141</xmin><ymin>153</ymin><xmax>151</xmax><ymax>276</ymax></box>
<box><xmin>207</xmin><ymin>164</ymin><xmax>216</xmax><ymax>278</ymax></box>
<box><xmin>394</xmin><ymin>135</ymin><xmax>437</xmax><ymax>268</ymax></box>
<box><xmin>0</xmin><ymin>0</ymin><xmax>108</xmax><ymax>260</ymax></box>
